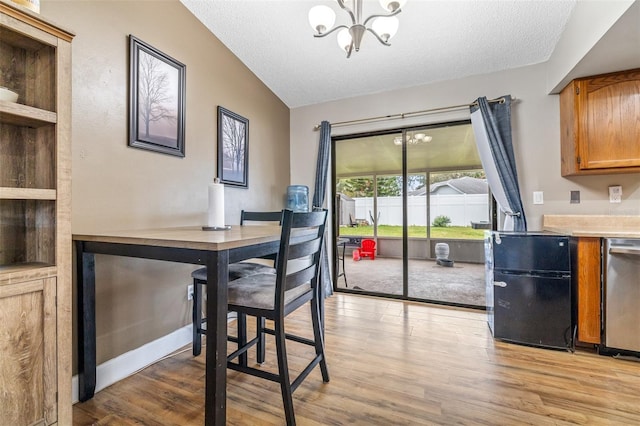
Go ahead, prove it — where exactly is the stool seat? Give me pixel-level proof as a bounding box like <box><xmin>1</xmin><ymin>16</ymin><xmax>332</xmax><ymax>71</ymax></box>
<box><xmin>191</xmin><ymin>263</ymin><xmax>275</xmax><ymax>282</ymax></box>
<box><xmin>191</xmin><ymin>262</ymin><xmax>274</xmax><ymax>359</ymax></box>
<box><xmin>228</xmin><ymin>273</ymin><xmax>311</xmax><ymax>310</ymax></box>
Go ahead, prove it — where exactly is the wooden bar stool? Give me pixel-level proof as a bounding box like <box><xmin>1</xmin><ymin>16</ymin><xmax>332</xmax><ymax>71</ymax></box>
<box><xmin>191</xmin><ymin>210</ymin><xmax>283</xmax><ymax>363</ymax></box>
<box><xmin>226</xmin><ymin>209</ymin><xmax>329</xmax><ymax>425</ymax></box>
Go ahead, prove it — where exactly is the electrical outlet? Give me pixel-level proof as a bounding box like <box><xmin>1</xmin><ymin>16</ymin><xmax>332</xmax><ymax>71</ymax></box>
<box><xmin>187</xmin><ymin>284</ymin><xmax>194</xmax><ymax>301</ymax></box>
<box><xmin>609</xmin><ymin>185</ymin><xmax>622</xmax><ymax>203</ymax></box>
<box><xmin>533</xmin><ymin>191</ymin><xmax>544</xmax><ymax>205</ymax></box>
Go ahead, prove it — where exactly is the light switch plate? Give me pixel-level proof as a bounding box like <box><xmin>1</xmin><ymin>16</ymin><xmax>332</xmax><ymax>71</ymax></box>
<box><xmin>533</xmin><ymin>191</ymin><xmax>544</xmax><ymax>205</ymax></box>
<box><xmin>609</xmin><ymin>185</ymin><xmax>622</xmax><ymax>203</ymax></box>
<box><xmin>570</xmin><ymin>190</ymin><xmax>580</xmax><ymax>204</ymax></box>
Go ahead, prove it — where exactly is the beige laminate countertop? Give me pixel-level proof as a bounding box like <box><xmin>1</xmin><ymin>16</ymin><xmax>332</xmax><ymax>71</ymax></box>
<box><xmin>72</xmin><ymin>225</ymin><xmax>282</xmax><ymax>250</ymax></box>
<box><xmin>543</xmin><ymin>215</ymin><xmax>640</xmax><ymax>238</ymax></box>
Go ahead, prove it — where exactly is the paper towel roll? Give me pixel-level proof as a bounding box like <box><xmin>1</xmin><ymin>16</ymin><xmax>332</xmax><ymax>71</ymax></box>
<box><xmin>207</xmin><ymin>180</ymin><xmax>225</xmax><ymax>227</ymax></box>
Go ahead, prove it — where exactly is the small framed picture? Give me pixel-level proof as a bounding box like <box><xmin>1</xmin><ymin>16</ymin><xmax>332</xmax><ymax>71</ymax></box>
<box><xmin>128</xmin><ymin>35</ymin><xmax>186</xmax><ymax>157</ymax></box>
<box><xmin>217</xmin><ymin>106</ymin><xmax>249</xmax><ymax>187</ymax></box>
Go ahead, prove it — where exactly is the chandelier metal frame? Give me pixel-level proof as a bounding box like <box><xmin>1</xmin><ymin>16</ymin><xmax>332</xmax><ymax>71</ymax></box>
<box><xmin>310</xmin><ymin>0</ymin><xmax>405</xmax><ymax>58</ymax></box>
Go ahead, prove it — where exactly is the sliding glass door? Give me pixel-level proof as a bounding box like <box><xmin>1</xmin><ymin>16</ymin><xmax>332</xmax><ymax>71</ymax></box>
<box><xmin>333</xmin><ymin>121</ymin><xmax>489</xmax><ymax>308</ymax></box>
<box><xmin>334</xmin><ymin>134</ymin><xmax>403</xmax><ymax>295</ymax></box>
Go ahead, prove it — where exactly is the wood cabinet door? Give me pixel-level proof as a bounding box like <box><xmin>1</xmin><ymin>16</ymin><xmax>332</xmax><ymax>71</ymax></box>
<box><xmin>576</xmin><ymin>238</ymin><xmax>601</xmax><ymax>344</ymax></box>
<box><xmin>578</xmin><ymin>69</ymin><xmax>640</xmax><ymax>170</ymax></box>
<box><xmin>0</xmin><ymin>277</ymin><xmax>57</xmax><ymax>426</ymax></box>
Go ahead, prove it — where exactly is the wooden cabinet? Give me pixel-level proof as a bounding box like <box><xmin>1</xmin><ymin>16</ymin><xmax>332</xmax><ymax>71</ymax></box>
<box><xmin>571</xmin><ymin>237</ymin><xmax>602</xmax><ymax>345</ymax></box>
<box><xmin>560</xmin><ymin>69</ymin><xmax>640</xmax><ymax>176</ymax></box>
<box><xmin>0</xmin><ymin>1</ymin><xmax>73</xmax><ymax>424</ymax></box>
<box><xmin>0</xmin><ymin>277</ymin><xmax>58</xmax><ymax>425</ymax></box>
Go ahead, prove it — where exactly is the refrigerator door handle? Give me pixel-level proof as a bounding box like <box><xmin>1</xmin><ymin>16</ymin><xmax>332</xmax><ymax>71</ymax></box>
<box><xmin>494</xmin><ymin>281</ymin><xmax>507</xmax><ymax>287</ymax></box>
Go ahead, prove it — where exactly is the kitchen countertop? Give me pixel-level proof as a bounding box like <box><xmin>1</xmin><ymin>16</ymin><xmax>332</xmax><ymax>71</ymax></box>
<box><xmin>543</xmin><ymin>215</ymin><xmax>640</xmax><ymax>238</ymax></box>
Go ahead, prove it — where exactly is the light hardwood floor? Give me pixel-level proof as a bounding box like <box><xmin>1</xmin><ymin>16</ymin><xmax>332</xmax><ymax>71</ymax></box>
<box><xmin>73</xmin><ymin>294</ymin><xmax>640</xmax><ymax>425</ymax></box>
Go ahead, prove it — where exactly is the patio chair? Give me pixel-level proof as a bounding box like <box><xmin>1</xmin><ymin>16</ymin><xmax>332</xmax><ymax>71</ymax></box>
<box><xmin>348</xmin><ymin>213</ymin><xmax>358</xmax><ymax>227</ymax></box>
<box><xmin>359</xmin><ymin>239</ymin><xmax>376</xmax><ymax>260</ymax></box>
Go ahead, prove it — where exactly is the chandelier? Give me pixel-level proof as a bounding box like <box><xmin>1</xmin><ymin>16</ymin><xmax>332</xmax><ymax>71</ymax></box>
<box><xmin>393</xmin><ymin>133</ymin><xmax>432</xmax><ymax>146</ymax></box>
<box><xmin>308</xmin><ymin>0</ymin><xmax>407</xmax><ymax>58</ymax></box>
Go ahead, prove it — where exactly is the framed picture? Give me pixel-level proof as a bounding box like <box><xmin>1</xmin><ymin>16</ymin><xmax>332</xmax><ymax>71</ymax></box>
<box><xmin>217</xmin><ymin>106</ymin><xmax>249</xmax><ymax>187</ymax></box>
<box><xmin>128</xmin><ymin>35</ymin><xmax>186</xmax><ymax>157</ymax></box>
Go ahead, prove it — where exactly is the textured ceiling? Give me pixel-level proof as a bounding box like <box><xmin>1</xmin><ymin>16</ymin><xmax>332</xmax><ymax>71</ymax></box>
<box><xmin>181</xmin><ymin>0</ymin><xmax>576</xmax><ymax>108</ymax></box>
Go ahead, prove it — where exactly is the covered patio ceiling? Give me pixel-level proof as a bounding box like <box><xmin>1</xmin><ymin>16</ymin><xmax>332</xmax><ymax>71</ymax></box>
<box><xmin>335</xmin><ymin>123</ymin><xmax>481</xmax><ymax>177</ymax></box>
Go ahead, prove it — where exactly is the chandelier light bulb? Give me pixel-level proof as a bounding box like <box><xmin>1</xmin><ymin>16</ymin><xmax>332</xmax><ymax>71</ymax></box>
<box><xmin>309</xmin><ymin>5</ymin><xmax>336</xmax><ymax>35</ymax></box>
<box><xmin>379</xmin><ymin>0</ymin><xmax>407</xmax><ymax>12</ymax></box>
<box><xmin>372</xmin><ymin>16</ymin><xmax>399</xmax><ymax>42</ymax></box>
<box><xmin>337</xmin><ymin>28</ymin><xmax>352</xmax><ymax>52</ymax></box>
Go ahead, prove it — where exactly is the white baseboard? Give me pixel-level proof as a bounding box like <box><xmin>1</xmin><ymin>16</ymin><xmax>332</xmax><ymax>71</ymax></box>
<box><xmin>72</xmin><ymin>312</ymin><xmax>239</xmax><ymax>404</ymax></box>
<box><xmin>72</xmin><ymin>324</ymin><xmax>193</xmax><ymax>403</ymax></box>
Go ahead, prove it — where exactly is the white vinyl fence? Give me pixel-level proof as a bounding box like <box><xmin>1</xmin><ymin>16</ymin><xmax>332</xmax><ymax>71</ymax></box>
<box><xmin>354</xmin><ymin>194</ymin><xmax>489</xmax><ymax>227</ymax></box>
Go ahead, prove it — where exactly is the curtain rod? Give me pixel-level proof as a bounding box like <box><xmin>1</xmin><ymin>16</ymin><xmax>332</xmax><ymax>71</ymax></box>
<box><xmin>313</xmin><ymin>96</ymin><xmax>515</xmax><ymax>130</ymax></box>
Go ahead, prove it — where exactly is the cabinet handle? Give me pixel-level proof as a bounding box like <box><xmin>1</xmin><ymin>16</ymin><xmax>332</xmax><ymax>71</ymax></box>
<box><xmin>494</xmin><ymin>281</ymin><xmax>507</xmax><ymax>287</ymax></box>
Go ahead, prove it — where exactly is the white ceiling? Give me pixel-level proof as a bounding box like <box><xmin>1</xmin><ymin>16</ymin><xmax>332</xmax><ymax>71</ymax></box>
<box><xmin>180</xmin><ymin>0</ymin><xmax>577</xmax><ymax>108</ymax></box>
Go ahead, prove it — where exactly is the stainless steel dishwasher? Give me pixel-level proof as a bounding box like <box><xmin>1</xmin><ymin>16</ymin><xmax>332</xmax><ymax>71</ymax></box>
<box><xmin>604</xmin><ymin>238</ymin><xmax>640</xmax><ymax>355</ymax></box>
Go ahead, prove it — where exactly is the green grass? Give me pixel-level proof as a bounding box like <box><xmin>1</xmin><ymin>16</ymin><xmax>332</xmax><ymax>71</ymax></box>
<box><xmin>339</xmin><ymin>225</ymin><xmax>485</xmax><ymax>239</ymax></box>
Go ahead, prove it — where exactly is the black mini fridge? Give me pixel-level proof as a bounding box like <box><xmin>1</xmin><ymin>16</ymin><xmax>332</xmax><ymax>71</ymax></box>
<box><xmin>485</xmin><ymin>232</ymin><xmax>574</xmax><ymax>351</ymax></box>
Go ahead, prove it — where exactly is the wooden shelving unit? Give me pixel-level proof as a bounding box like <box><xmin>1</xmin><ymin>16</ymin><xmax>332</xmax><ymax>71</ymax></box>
<box><xmin>0</xmin><ymin>1</ymin><xmax>74</xmax><ymax>425</ymax></box>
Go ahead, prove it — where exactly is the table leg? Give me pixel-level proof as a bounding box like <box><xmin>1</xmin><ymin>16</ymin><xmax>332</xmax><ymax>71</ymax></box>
<box><xmin>205</xmin><ymin>250</ymin><xmax>228</xmax><ymax>426</ymax></box>
<box><xmin>75</xmin><ymin>241</ymin><xmax>96</xmax><ymax>401</ymax></box>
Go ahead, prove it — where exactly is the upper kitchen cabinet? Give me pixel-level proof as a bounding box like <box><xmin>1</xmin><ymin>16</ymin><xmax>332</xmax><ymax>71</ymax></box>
<box><xmin>0</xmin><ymin>0</ymin><xmax>73</xmax><ymax>424</ymax></box>
<box><xmin>560</xmin><ymin>68</ymin><xmax>640</xmax><ymax>176</ymax></box>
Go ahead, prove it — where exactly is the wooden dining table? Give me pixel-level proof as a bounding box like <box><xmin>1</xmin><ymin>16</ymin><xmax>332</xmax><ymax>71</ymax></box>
<box><xmin>73</xmin><ymin>225</ymin><xmax>283</xmax><ymax>426</ymax></box>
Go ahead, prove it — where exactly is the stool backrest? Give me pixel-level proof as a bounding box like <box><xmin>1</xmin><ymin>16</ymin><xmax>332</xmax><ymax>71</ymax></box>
<box><xmin>240</xmin><ymin>210</ymin><xmax>284</xmax><ymax>262</ymax></box>
<box><xmin>274</xmin><ymin>209</ymin><xmax>327</xmax><ymax>312</ymax></box>
<box><xmin>240</xmin><ymin>210</ymin><xmax>284</xmax><ymax>225</ymax></box>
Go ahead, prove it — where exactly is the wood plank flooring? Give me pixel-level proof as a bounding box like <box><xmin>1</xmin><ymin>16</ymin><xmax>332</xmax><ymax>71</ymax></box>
<box><xmin>73</xmin><ymin>294</ymin><xmax>640</xmax><ymax>425</ymax></box>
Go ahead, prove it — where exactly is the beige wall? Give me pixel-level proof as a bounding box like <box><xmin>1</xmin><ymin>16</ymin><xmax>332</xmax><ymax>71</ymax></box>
<box><xmin>290</xmin><ymin>62</ymin><xmax>640</xmax><ymax>233</ymax></box>
<box><xmin>42</xmin><ymin>0</ymin><xmax>290</xmax><ymax>364</ymax></box>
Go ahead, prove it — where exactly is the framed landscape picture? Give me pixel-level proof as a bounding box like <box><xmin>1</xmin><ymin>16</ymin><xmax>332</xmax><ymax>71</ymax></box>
<box><xmin>217</xmin><ymin>106</ymin><xmax>249</xmax><ymax>187</ymax></box>
<box><xmin>128</xmin><ymin>35</ymin><xmax>186</xmax><ymax>157</ymax></box>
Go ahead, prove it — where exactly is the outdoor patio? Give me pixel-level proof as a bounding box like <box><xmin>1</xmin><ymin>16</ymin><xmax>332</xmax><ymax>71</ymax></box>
<box><xmin>336</xmin><ymin>256</ymin><xmax>486</xmax><ymax>308</ymax></box>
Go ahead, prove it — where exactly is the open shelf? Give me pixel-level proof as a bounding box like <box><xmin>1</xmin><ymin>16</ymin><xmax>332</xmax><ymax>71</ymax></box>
<box><xmin>0</xmin><ymin>187</ymin><xmax>56</xmax><ymax>200</ymax></box>
<box><xmin>0</xmin><ymin>101</ymin><xmax>57</xmax><ymax>127</ymax></box>
<box><xmin>0</xmin><ymin>199</ymin><xmax>56</xmax><ymax>266</ymax></box>
<box><xmin>0</xmin><ymin>123</ymin><xmax>56</xmax><ymax>190</ymax></box>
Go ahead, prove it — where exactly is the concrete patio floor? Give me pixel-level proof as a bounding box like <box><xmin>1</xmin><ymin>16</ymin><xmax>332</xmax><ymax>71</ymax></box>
<box><xmin>336</xmin><ymin>256</ymin><xmax>486</xmax><ymax>308</ymax></box>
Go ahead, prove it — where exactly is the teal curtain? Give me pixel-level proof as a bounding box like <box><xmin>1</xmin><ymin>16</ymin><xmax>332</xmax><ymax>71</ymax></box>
<box><xmin>312</xmin><ymin>121</ymin><xmax>332</xmax><ymax>297</ymax></box>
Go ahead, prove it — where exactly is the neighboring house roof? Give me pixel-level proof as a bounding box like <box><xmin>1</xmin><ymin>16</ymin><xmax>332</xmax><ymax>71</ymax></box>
<box><xmin>409</xmin><ymin>177</ymin><xmax>488</xmax><ymax>196</ymax></box>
